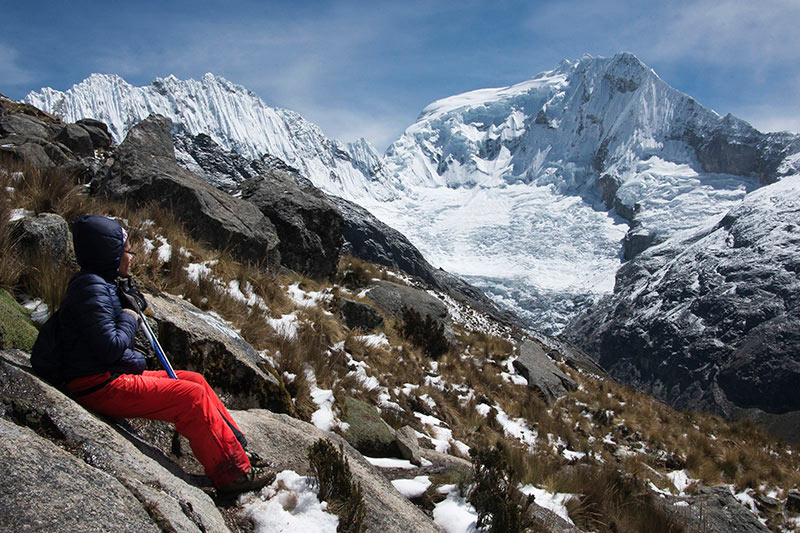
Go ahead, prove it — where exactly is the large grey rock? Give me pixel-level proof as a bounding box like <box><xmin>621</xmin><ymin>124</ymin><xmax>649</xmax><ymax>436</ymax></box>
<box><xmin>96</xmin><ymin>114</ymin><xmax>280</xmax><ymax>267</ymax></box>
<box><xmin>0</xmin><ymin>351</ymin><xmax>230</xmax><ymax>533</ymax></box>
<box><xmin>0</xmin><ymin>113</ymin><xmax>52</xmax><ymax>139</ymax></box>
<box><xmin>566</xmin><ymin>176</ymin><xmax>800</xmax><ymax>441</ymax></box>
<box><xmin>341</xmin><ymin>396</ymin><xmax>400</xmax><ymax>458</ymax></box>
<box><xmin>240</xmin><ymin>171</ymin><xmax>344</xmax><ymax>280</ymax></box>
<box><xmin>0</xmin><ymin>418</ymin><xmax>160</xmax><ymax>533</ymax></box>
<box><xmin>147</xmin><ymin>293</ymin><xmax>294</xmax><ymax>415</ymax></box>
<box><xmin>339</xmin><ymin>298</ymin><xmax>384</xmax><ymax>332</ymax></box>
<box><xmin>76</xmin><ymin>118</ymin><xmax>112</xmax><ymax>149</ymax></box>
<box><xmin>54</xmin><ymin>123</ymin><xmax>94</xmax><ymax>158</ymax></box>
<box><xmin>367</xmin><ymin>280</ymin><xmax>450</xmax><ymax>329</ymax></box>
<box><xmin>233</xmin><ymin>409</ymin><xmax>443</xmax><ymax>533</ymax></box>
<box><xmin>513</xmin><ymin>340</ymin><xmax>577</xmax><ymax>403</ymax></box>
<box><xmin>0</xmin><ymin>139</ymin><xmax>57</xmax><ymax>168</ymax></box>
<box><xmin>665</xmin><ymin>486</ymin><xmax>771</xmax><ymax>533</ymax></box>
<box><xmin>396</xmin><ymin>425</ymin><xmax>422</xmax><ymax>466</ymax></box>
<box><xmin>11</xmin><ymin>212</ymin><xmax>74</xmax><ymax>264</ymax></box>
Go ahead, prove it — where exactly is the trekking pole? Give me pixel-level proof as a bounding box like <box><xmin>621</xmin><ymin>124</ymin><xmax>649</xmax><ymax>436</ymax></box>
<box><xmin>138</xmin><ymin>310</ymin><xmax>178</xmax><ymax>379</ymax></box>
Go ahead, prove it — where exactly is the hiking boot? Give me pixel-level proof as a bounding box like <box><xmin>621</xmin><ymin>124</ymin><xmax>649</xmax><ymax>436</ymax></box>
<box><xmin>246</xmin><ymin>450</ymin><xmax>273</xmax><ymax>468</ymax></box>
<box><xmin>218</xmin><ymin>466</ymin><xmax>276</xmax><ymax>495</ymax></box>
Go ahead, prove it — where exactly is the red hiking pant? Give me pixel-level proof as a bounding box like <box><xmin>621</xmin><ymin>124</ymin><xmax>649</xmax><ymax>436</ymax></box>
<box><xmin>68</xmin><ymin>370</ymin><xmax>251</xmax><ymax>487</ymax></box>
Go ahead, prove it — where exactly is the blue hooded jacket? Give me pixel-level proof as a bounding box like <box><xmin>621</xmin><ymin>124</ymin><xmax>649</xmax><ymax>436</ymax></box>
<box><xmin>59</xmin><ymin>215</ymin><xmax>145</xmax><ymax>379</ymax></box>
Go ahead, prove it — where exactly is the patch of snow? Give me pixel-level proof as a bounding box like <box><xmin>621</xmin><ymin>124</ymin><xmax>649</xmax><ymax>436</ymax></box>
<box><xmin>306</xmin><ymin>369</ymin><xmax>341</xmax><ymax>432</ymax></box>
<box><xmin>20</xmin><ymin>296</ymin><xmax>50</xmax><ymax>324</ymax></box>
<box><xmin>356</xmin><ymin>333</ymin><xmax>390</xmax><ymax>348</ymax></box>
<box><xmin>562</xmin><ymin>449</ymin><xmax>586</xmax><ymax>461</ymax></box>
<box><xmin>433</xmin><ymin>492</ymin><xmax>479</xmax><ymax>533</ymax></box>
<box><xmin>242</xmin><ymin>470</ymin><xmax>338</xmax><ymax>533</ymax></box>
<box><xmin>667</xmin><ymin>470</ymin><xmax>695</xmax><ymax>495</ymax></box>
<box><xmin>267</xmin><ymin>313</ymin><xmax>299</xmax><ymax>340</ymax></box>
<box><xmin>364</xmin><ymin>457</ymin><xmax>418</xmax><ymax>469</ymax></box>
<box><xmin>185</xmin><ymin>260</ymin><xmax>215</xmax><ymax>283</ymax></box>
<box><xmin>9</xmin><ymin>208</ymin><xmax>33</xmax><ymax>222</ymax></box>
<box><xmin>287</xmin><ymin>283</ymin><xmax>331</xmax><ymax>308</ymax></box>
<box><xmin>392</xmin><ymin>476</ymin><xmax>432</xmax><ymax>499</ymax></box>
<box><xmin>520</xmin><ymin>485</ymin><xmax>575</xmax><ymax>525</ymax></box>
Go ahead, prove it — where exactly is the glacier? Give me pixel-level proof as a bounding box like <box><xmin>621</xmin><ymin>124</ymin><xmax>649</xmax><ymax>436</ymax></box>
<box><xmin>25</xmin><ymin>53</ymin><xmax>800</xmax><ymax>333</ymax></box>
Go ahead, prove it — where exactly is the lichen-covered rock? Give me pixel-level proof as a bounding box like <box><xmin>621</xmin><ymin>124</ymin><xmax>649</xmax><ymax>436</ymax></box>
<box><xmin>233</xmin><ymin>409</ymin><xmax>443</xmax><ymax>533</ymax></box>
<box><xmin>0</xmin><ymin>289</ymin><xmax>38</xmax><ymax>352</ymax></box>
<box><xmin>96</xmin><ymin>114</ymin><xmax>280</xmax><ymax>267</ymax></box>
<box><xmin>11</xmin><ymin>212</ymin><xmax>74</xmax><ymax>264</ymax></box>
<box><xmin>0</xmin><ymin>350</ymin><xmax>230</xmax><ymax>533</ymax></box>
<box><xmin>665</xmin><ymin>486</ymin><xmax>771</xmax><ymax>533</ymax></box>
<box><xmin>512</xmin><ymin>340</ymin><xmax>577</xmax><ymax>403</ymax></box>
<box><xmin>341</xmin><ymin>396</ymin><xmax>400</xmax><ymax>458</ymax></box>
<box><xmin>147</xmin><ymin>293</ymin><xmax>294</xmax><ymax>415</ymax></box>
<box><xmin>0</xmin><ymin>418</ymin><xmax>160</xmax><ymax>533</ymax></box>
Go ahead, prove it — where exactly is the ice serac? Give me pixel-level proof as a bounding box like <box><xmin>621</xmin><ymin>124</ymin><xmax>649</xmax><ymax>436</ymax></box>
<box><xmin>25</xmin><ymin>73</ymin><xmax>396</xmax><ymax>201</ymax></box>
<box><xmin>565</xmin><ymin>175</ymin><xmax>800</xmax><ymax>442</ymax></box>
<box><xmin>377</xmin><ymin>52</ymin><xmax>800</xmax><ymax>332</ymax></box>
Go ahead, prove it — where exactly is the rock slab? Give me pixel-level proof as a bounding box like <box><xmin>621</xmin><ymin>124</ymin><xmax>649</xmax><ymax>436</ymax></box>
<box><xmin>512</xmin><ymin>340</ymin><xmax>577</xmax><ymax>403</ymax></box>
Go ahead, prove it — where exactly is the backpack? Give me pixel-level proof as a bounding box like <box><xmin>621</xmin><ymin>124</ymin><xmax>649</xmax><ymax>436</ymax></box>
<box><xmin>30</xmin><ymin>309</ymin><xmax>65</xmax><ymax>387</ymax></box>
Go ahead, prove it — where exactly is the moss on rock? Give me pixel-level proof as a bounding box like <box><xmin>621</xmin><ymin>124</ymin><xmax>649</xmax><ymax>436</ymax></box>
<box><xmin>342</xmin><ymin>396</ymin><xmax>399</xmax><ymax>457</ymax></box>
<box><xmin>0</xmin><ymin>289</ymin><xmax>37</xmax><ymax>352</ymax></box>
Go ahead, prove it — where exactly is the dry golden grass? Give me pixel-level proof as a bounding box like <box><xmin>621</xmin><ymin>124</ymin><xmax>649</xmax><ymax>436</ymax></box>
<box><xmin>0</xmin><ymin>170</ymin><xmax>24</xmax><ymax>290</ymax></box>
<box><xmin>9</xmin><ymin>162</ymin><xmax>101</xmax><ymax>222</ymax></box>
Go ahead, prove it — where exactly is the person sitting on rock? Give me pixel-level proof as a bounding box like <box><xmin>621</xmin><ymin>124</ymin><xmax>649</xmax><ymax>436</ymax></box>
<box><xmin>56</xmin><ymin>214</ymin><xmax>273</xmax><ymax>495</ymax></box>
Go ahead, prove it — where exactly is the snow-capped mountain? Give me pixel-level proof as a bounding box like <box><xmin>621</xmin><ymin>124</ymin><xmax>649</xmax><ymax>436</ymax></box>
<box><xmin>25</xmin><ymin>55</ymin><xmax>800</xmax><ymax>333</ymax></box>
<box><xmin>25</xmin><ymin>73</ymin><xmax>396</xmax><ymax>200</ymax></box>
<box><xmin>364</xmin><ymin>53</ymin><xmax>800</xmax><ymax>332</ymax></box>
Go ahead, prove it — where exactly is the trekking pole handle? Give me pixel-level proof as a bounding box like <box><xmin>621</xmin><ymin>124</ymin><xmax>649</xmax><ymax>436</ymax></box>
<box><xmin>138</xmin><ymin>311</ymin><xmax>178</xmax><ymax>380</ymax></box>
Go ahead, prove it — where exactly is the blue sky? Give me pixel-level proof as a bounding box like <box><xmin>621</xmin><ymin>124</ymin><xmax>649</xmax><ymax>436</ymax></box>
<box><xmin>2</xmin><ymin>0</ymin><xmax>799</xmax><ymax>151</ymax></box>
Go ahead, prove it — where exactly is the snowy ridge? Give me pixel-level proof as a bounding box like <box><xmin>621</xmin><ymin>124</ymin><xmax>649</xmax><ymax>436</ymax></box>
<box><xmin>25</xmin><ymin>73</ymin><xmax>397</xmax><ymax>201</ymax></box>
<box><xmin>371</xmin><ymin>53</ymin><xmax>798</xmax><ymax>332</ymax></box>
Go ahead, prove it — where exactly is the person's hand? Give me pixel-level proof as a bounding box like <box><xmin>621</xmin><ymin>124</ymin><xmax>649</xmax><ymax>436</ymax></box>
<box><xmin>118</xmin><ymin>278</ymin><xmax>148</xmax><ymax>314</ymax></box>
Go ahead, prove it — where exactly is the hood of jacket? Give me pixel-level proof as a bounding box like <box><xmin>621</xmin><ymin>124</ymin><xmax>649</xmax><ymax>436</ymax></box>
<box><xmin>72</xmin><ymin>214</ymin><xmax>126</xmax><ymax>282</ymax></box>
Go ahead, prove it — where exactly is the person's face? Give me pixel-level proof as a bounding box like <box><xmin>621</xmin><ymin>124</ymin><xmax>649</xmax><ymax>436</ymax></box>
<box><xmin>118</xmin><ymin>241</ymin><xmax>134</xmax><ymax>277</ymax></box>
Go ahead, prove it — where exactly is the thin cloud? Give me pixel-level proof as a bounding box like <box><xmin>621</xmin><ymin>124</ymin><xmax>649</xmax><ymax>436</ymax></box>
<box><xmin>644</xmin><ymin>0</ymin><xmax>800</xmax><ymax>70</ymax></box>
<box><xmin>0</xmin><ymin>42</ymin><xmax>34</xmax><ymax>88</ymax></box>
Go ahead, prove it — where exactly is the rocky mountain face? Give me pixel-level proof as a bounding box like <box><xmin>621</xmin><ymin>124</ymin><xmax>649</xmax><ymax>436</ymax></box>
<box><xmin>566</xmin><ymin>175</ymin><xmax>800</xmax><ymax>441</ymax></box>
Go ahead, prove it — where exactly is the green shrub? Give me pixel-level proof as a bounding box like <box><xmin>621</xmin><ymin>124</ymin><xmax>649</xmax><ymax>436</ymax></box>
<box><xmin>308</xmin><ymin>438</ymin><xmax>366</xmax><ymax>533</ymax></box>
<box><xmin>397</xmin><ymin>306</ymin><xmax>450</xmax><ymax>358</ymax></box>
<box><xmin>468</xmin><ymin>443</ymin><xmax>535</xmax><ymax>533</ymax></box>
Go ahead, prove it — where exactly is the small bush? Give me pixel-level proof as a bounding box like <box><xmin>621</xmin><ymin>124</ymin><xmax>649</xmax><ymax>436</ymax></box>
<box><xmin>397</xmin><ymin>306</ymin><xmax>451</xmax><ymax>359</ymax></box>
<box><xmin>468</xmin><ymin>443</ymin><xmax>535</xmax><ymax>533</ymax></box>
<box><xmin>337</xmin><ymin>256</ymin><xmax>378</xmax><ymax>290</ymax></box>
<box><xmin>307</xmin><ymin>439</ymin><xmax>366</xmax><ymax>533</ymax></box>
